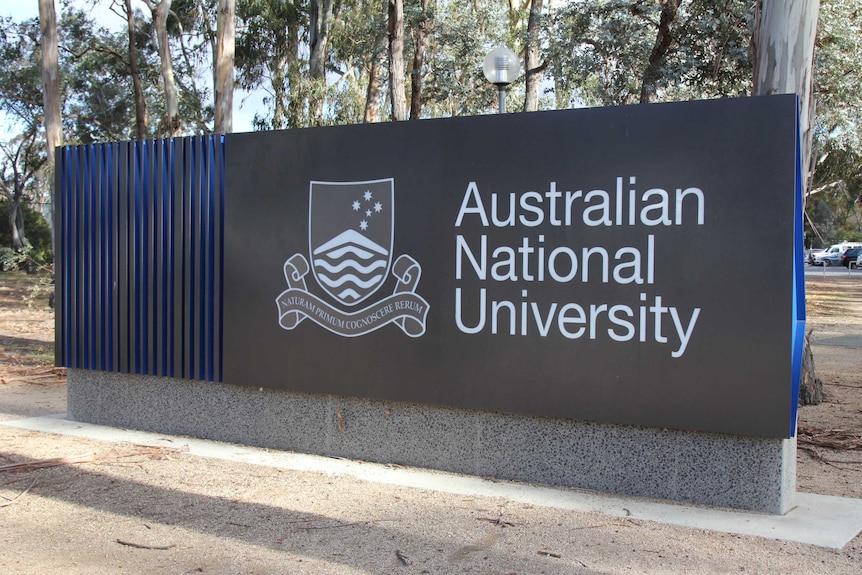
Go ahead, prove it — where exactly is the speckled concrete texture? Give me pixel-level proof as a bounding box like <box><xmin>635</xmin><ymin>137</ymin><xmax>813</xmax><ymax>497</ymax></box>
<box><xmin>67</xmin><ymin>369</ymin><xmax>796</xmax><ymax>514</ymax></box>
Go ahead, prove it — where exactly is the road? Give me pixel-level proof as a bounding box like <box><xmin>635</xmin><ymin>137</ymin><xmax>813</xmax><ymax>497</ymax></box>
<box><xmin>804</xmin><ymin>262</ymin><xmax>862</xmax><ymax>278</ymax></box>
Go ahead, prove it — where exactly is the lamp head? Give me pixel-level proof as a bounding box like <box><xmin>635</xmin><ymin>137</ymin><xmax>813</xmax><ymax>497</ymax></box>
<box><xmin>483</xmin><ymin>46</ymin><xmax>520</xmax><ymax>87</ymax></box>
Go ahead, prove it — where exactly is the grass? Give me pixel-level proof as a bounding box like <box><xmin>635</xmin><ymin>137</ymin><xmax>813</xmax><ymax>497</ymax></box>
<box><xmin>0</xmin><ymin>271</ymin><xmax>56</xmax><ymax>369</ymax></box>
<box><xmin>805</xmin><ymin>278</ymin><xmax>862</xmax><ymax>320</ymax></box>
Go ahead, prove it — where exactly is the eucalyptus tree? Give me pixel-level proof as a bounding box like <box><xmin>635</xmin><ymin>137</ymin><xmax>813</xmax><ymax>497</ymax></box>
<box><xmin>806</xmin><ymin>0</ymin><xmax>862</xmax><ymax>244</ymax></box>
<box><xmin>0</xmin><ymin>18</ymin><xmax>45</xmax><ymax>133</ymax></box>
<box><xmin>408</xmin><ymin>0</ymin><xmax>433</xmax><ymax>119</ymax></box>
<box><xmin>547</xmin><ymin>0</ymin><xmax>753</xmax><ymax>108</ymax></box>
<box><xmin>236</xmin><ymin>0</ymin><xmax>304</xmax><ymax>129</ymax></box>
<box><xmin>0</xmin><ymin>17</ymin><xmax>46</xmax><ymax>245</ymax></box>
<box><xmin>522</xmin><ymin>0</ymin><xmax>544</xmax><ymax>111</ymax></box>
<box><xmin>138</xmin><ymin>0</ymin><xmax>184</xmax><ymax>135</ymax></box>
<box><xmin>327</xmin><ymin>0</ymin><xmax>388</xmax><ymax>122</ymax></box>
<box><xmin>0</xmin><ymin>15</ymin><xmax>47</xmax><ymax>247</ymax></box>
<box><xmin>812</xmin><ymin>0</ymin><xmax>862</xmax><ymax>153</ymax></box>
<box><xmin>0</xmin><ymin>128</ymin><xmax>46</xmax><ymax>251</ymax></box>
<box><xmin>388</xmin><ymin>0</ymin><xmax>407</xmax><ymax>120</ymax></box>
<box><xmin>418</xmin><ymin>0</ymin><xmax>516</xmax><ymax>116</ymax></box>
<box><xmin>120</xmin><ymin>0</ymin><xmax>150</xmax><ymax>137</ymax></box>
<box><xmin>309</xmin><ymin>0</ymin><xmax>339</xmax><ymax>124</ymax></box>
<box><xmin>38</xmin><ymin>0</ymin><xmax>62</xmax><ymax>238</ymax></box>
<box><xmin>753</xmin><ymin>0</ymin><xmax>820</xmax><ymax>189</ymax></box>
<box><xmin>61</xmin><ymin>7</ymin><xmax>165</xmax><ymax>142</ymax></box>
<box><xmin>215</xmin><ymin>0</ymin><xmax>236</xmax><ymax>133</ymax></box>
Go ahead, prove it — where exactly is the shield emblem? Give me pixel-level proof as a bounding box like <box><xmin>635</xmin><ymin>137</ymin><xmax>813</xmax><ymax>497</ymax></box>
<box><xmin>309</xmin><ymin>179</ymin><xmax>394</xmax><ymax>307</ymax></box>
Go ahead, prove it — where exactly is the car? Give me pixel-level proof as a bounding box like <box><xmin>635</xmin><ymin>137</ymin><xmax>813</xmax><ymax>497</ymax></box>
<box><xmin>806</xmin><ymin>248</ymin><xmax>825</xmax><ymax>264</ymax></box>
<box><xmin>841</xmin><ymin>247</ymin><xmax>862</xmax><ymax>267</ymax></box>
<box><xmin>813</xmin><ymin>242</ymin><xmax>862</xmax><ymax>266</ymax></box>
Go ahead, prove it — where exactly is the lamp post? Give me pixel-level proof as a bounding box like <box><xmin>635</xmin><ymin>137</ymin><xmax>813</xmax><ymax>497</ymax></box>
<box><xmin>483</xmin><ymin>46</ymin><xmax>520</xmax><ymax>114</ymax></box>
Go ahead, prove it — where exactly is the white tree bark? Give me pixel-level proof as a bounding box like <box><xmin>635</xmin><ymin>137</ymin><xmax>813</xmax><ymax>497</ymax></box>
<box><xmin>752</xmin><ymin>0</ymin><xmax>821</xmax><ymax>407</ymax></box>
<box><xmin>215</xmin><ymin>0</ymin><xmax>235</xmax><ymax>134</ymax></box>
<box><xmin>143</xmin><ymin>0</ymin><xmax>182</xmax><ymax>137</ymax></box>
<box><xmin>38</xmin><ymin>0</ymin><xmax>62</xmax><ymax>241</ymax></box>
<box><xmin>753</xmin><ymin>0</ymin><xmax>821</xmax><ymax>188</ymax></box>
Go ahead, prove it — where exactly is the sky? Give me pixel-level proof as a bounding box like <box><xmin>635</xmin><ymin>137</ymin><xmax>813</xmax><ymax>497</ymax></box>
<box><xmin>1</xmin><ymin>0</ymin><xmax>262</xmax><ymax>135</ymax></box>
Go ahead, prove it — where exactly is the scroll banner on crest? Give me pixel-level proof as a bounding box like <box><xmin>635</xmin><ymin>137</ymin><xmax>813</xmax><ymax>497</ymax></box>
<box><xmin>277</xmin><ymin>253</ymin><xmax>429</xmax><ymax>337</ymax></box>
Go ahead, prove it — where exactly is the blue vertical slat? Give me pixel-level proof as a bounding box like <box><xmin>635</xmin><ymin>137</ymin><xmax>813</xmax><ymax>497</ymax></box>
<box><xmin>80</xmin><ymin>145</ymin><xmax>89</xmax><ymax>368</ymax></box>
<box><xmin>108</xmin><ymin>143</ymin><xmax>117</xmax><ymax>372</ymax></box>
<box><xmin>187</xmin><ymin>138</ymin><xmax>198</xmax><ymax>379</ymax></box>
<box><xmin>208</xmin><ymin>136</ymin><xmax>217</xmax><ymax>381</ymax></box>
<box><xmin>153</xmin><ymin>139</ymin><xmax>162</xmax><ymax>376</ymax></box>
<box><xmin>85</xmin><ymin>144</ymin><xmax>94</xmax><ymax>369</ymax></box>
<box><xmin>214</xmin><ymin>136</ymin><xmax>224</xmax><ymax>382</ymax></box>
<box><xmin>61</xmin><ymin>148</ymin><xmax>72</xmax><ymax>365</ymax></box>
<box><xmin>59</xmin><ymin>148</ymin><xmax>68</xmax><ymax>365</ymax></box>
<box><xmin>118</xmin><ymin>142</ymin><xmax>130</xmax><ymax>373</ymax></box>
<box><xmin>91</xmin><ymin>145</ymin><xmax>102</xmax><ymax>371</ymax></box>
<box><xmin>53</xmin><ymin>148</ymin><xmax>64</xmax><ymax>367</ymax></box>
<box><xmin>146</xmin><ymin>139</ymin><xmax>156</xmax><ymax>375</ymax></box>
<box><xmin>201</xmin><ymin>137</ymin><xmax>211</xmax><ymax>381</ymax></box>
<box><xmin>57</xmin><ymin>136</ymin><xmax>224</xmax><ymax>383</ymax></box>
<box><xmin>171</xmin><ymin>138</ymin><xmax>184</xmax><ymax>378</ymax></box>
<box><xmin>141</xmin><ymin>140</ymin><xmax>150</xmax><ymax>374</ymax></box>
<box><xmin>131</xmin><ymin>141</ymin><xmax>141</xmax><ymax>374</ymax></box>
<box><xmin>75</xmin><ymin>146</ymin><xmax>86</xmax><ymax>369</ymax></box>
<box><xmin>155</xmin><ymin>139</ymin><xmax>167</xmax><ymax>376</ymax></box>
<box><xmin>161</xmin><ymin>140</ymin><xmax>171</xmax><ymax>376</ymax></box>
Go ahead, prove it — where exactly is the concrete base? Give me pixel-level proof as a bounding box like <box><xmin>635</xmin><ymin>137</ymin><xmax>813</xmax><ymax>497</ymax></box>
<box><xmin>67</xmin><ymin>369</ymin><xmax>797</xmax><ymax>514</ymax></box>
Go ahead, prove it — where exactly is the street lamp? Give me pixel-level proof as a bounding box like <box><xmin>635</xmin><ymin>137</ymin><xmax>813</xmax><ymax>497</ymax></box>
<box><xmin>483</xmin><ymin>46</ymin><xmax>520</xmax><ymax>114</ymax></box>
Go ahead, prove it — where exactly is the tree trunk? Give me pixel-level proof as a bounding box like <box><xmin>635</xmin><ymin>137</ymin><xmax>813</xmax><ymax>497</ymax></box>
<box><xmin>752</xmin><ymin>0</ymin><xmax>821</xmax><ymax>405</ymax></box>
<box><xmin>798</xmin><ymin>329</ymin><xmax>826</xmax><ymax>405</ymax></box>
<box><xmin>388</xmin><ymin>0</ymin><xmax>407</xmax><ymax>121</ymax></box>
<box><xmin>639</xmin><ymin>0</ymin><xmax>682</xmax><ymax>104</ymax></box>
<box><xmin>145</xmin><ymin>0</ymin><xmax>182</xmax><ymax>137</ymax></box>
<box><xmin>309</xmin><ymin>0</ymin><xmax>335</xmax><ymax>126</ymax></box>
<box><xmin>125</xmin><ymin>0</ymin><xmax>148</xmax><ymax>139</ymax></box>
<box><xmin>38</xmin><ymin>0</ymin><xmax>62</xmax><ymax>244</ymax></box>
<box><xmin>272</xmin><ymin>59</ymin><xmax>288</xmax><ymax>130</ymax></box>
<box><xmin>9</xmin><ymin>200</ymin><xmax>26</xmax><ymax>250</ymax></box>
<box><xmin>214</xmin><ymin>0</ymin><xmax>235</xmax><ymax>134</ymax></box>
<box><xmin>286</xmin><ymin>21</ymin><xmax>302</xmax><ymax>129</ymax></box>
<box><xmin>365</xmin><ymin>33</ymin><xmax>386</xmax><ymax>123</ymax></box>
<box><xmin>409</xmin><ymin>0</ymin><xmax>431</xmax><ymax>120</ymax></box>
<box><xmin>523</xmin><ymin>0</ymin><xmax>543</xmax><ymax>112</ymax></box>
<box><xmin>752</xmin><ymin>0</ymin><xmax>820</xmax><ymax>190</ymax></box>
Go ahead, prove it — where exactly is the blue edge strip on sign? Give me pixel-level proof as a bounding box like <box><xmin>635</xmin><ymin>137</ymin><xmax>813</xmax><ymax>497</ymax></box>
<box><xmin>789</xmin><ymin>102</ymin><xmax>806</xmax><ymax>438</ymax></box>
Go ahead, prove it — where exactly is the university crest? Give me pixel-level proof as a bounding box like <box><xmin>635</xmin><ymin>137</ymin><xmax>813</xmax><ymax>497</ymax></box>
<box><xmin>276</xmin><ymin>179</ymin><xmax>429</xmax><ymax>337</ymax></box>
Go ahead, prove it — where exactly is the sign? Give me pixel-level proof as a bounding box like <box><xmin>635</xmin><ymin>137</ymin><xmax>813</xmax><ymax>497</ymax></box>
<box><xmin>224</xmin><ymin>96</ymin><xmax>802</xmax><ymax>438</ymax></box>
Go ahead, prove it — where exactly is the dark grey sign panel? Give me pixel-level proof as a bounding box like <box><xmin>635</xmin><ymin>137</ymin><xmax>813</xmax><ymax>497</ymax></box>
<box><xmin>224</xmin><ymin>96</ymin><xmax>798</xmax><ymax>438</ymax></box>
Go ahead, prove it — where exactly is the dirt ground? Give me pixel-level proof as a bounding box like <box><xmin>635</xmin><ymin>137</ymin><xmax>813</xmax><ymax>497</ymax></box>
<box><xmin>1</xmin><ymin>271</ymin><xmax>861</xmax><ymax>574</ymax></box>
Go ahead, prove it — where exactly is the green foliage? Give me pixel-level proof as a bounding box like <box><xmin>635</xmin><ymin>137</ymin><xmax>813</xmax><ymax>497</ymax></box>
<box><xmin>548</xmin><ymin>0</ymin><xmax>753</xmax><ymax>107</ymax></box>
<box><xmin>806</xmin><ymin>0</ymin><xmax>862</xmax><ymax>244</ymax></box>
<box><xmin>0</xmin><ymin>16</ymin><xmax>45</xmax><ymax>130</ymax></box>
<box><xmin>61</xmin><ymin>9</ymin><xmax>160</xmax><ymax>142</ymax></box>
<box><xmin>0</xmin><ymin>200</ymin><xmax>53</xmax><ymax>266</ymax></box>
<box><xmin>0</xmin><ymin>0</ymin><xmax>857</xmax><ymax>247</ymax></box>
<box><xmin>814</xmin><ymin>0</ymin><xmax>862</xmax><ymax>151</ymax></box>
<box><xmin>236</xmin><ymin>0</ymin><xmax>306</xmax><ymax>129</ymax></box>
<box><xmin>807</xmin><ymin>143</ymin><xmax>862</xmax><ymax>246</ymax></box>
<box><xmin>418</xmin><ymin>0</ymin><xmax>511</xmax><ymax>117</ymax></box>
